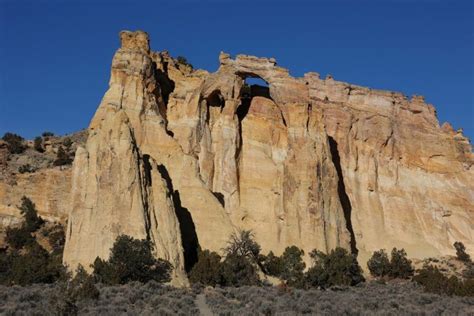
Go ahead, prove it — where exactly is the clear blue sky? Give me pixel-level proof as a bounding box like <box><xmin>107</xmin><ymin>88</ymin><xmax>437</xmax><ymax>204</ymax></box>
<box><xmin>1</xmin><ymin>0</ymin><xmax>473</xmax><ymax>141</ymax></box>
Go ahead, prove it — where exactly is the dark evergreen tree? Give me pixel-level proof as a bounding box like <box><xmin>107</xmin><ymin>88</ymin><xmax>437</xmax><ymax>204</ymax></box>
<box><xmin>367</xmin><ymin>249</ymin><xmax>391</xmax><ymax>278</ymax></box>
<box><xmin>53</xmin><ymin>146</ymin><xmax>72</xmax><ymax>166</ymax></box>
<box><xmin>19</xmin><ymin>196</ymin><xmax>44</xmax><ymax>232</ymax></box>
<box><xmin>220</xmin><ymin>253</ymin><xmax>259</xmax><ymax>287</ymax></box>
<box><xmin>92</xmin><ymin>235</ymin><xmax>172</xmax><ymax>284</ymax></box>
<box><xmin>34</xmin><ymin>136</ymin><xmax>44</xmax><ymax>152</ymax></box>
<box><xmin>279</xmin><ymin>246</ymin><xmax>306</xmax><ymax>287</ymax></box>
<box><xmin>2</xmin><ymin>132</ymin><xmax>26</xmax><ymax>154</ymax></box>
<box><xmin>262</xmin><ymin>251</ymin><xmax>283</xmax><ymax>277</ymax></box>
<box><xmin>189</xmin><ymin>249</ymin><xmax>223</xmax><ymax>286</ymax></box>
<box><xmin>454</xmin><ymin>241</ymin><xmax>471</xmax><ymax>263</ymax></box>
<box><xmin>388</xmin><ymin>248</ymin><xmax>414</xmax><ymax>279</ymax></box>
<box><xmin>305</xmin><ymin>247</ymin><xmax>365</xmax><ymax>288</ymax></box>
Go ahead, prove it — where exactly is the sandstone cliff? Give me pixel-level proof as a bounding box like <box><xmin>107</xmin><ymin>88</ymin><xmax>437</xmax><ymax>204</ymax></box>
<box><xmin>4</xmin><ymin>30</ymin><xmax>471</xmax><ymax>283</ymax></box>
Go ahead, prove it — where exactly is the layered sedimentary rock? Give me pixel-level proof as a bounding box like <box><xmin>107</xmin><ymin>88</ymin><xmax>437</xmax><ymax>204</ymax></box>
<box><xmin>0</xmin><ymin>169</ymin><xmax>71</xmax><ymax>229</ymax></box>
<box><xmin>62</xmin><ymin>30</ymin><xmax>473</xmax><ymax>282</ymax></box>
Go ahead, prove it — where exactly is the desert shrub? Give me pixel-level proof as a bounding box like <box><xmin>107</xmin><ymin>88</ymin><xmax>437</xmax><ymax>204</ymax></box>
<box><xmin>18</xmin><ymin>163</ymin><xmax>36</xmax><ymax>174</ymax></box>
<box><xmin>53</xmin><ymin>146</ymin><xmax>72</xmax><ymax>166</ymax></box>
<box><xmin>63</xmin><ymin>137</ymin><xmax>73</xmax><ymax>149</ymax></box>
<box><xmin>2</xmin><ymin>132</ymin><xmax>26</xmax><ymax>154</ymax></box>
<box><xmin>221</xmin><ymin>254</ymin><xmax>260</xmax><ymax>287</ymax></box>
<box><xmin>42</xmin><ymin>131</ymin><xmax>54</xmax><ymax>137</ymax></box>
<box><xmin>92</xmin><ymin>235</ymin><xmax>172</xmax><ymax>285</ymax></box>
<box><xmin>1</xmin><ymin>281</ymin><xmax>473</xmax><ymax>315</ymax></box>
<box><xmin>68</xmin><ymin>265</ymin><xmax>100</xmax><ymax>301</ymax></box>
<box><xmin>261</xmin><ymin>251</ymin><xmax>283</xmax><ymax>276</ymax></box>
<box><xmin>305</xmin><ymin>247</ymin><xmax>365</xmax><ymax>289</ymax></box>
<box><xmin>5</xmin><ymin>226</ymin><xmax>34</xmax><ymax>249</ymax></box>
<box><xmin>189</xmin><ymin>249</ymin><xmax>223</xmax><ymax>286</ymax></box>
<box><xmin>91</xmin><ymin>257</ymin><xmax>118</xmax><ymax>284</ymax></box>
<box><xmin>7</xmin><ymin>241</ymin><xmax>65</xmax><ymax>285</ymax></box>
<box><xmin>454</xmin><ymin>241</ymin><xmax>471</xmax><ymax>263</ymax></box>
<box><xmin>19</xmin><ymin>196</ymin><xmax>44</xmax><ymax>233</ymax></box>
<box><xmin>279</xmin><ymin>246</ymin><xmax>306</xmax><ymax>287</ymax></box>
<box><xmin>388</xmin><ymin>248</ymin><xmax>414</xmax><ymax>279</ymax></box>
<box><xmin>34</xmin><ymin>136</ymin><xmax>44</xmax><ymax>152</ymax></box>
<box><xmin>176</xmin><ymin>56</ymin><xmax>193</xmax><ymax>69</ymax></box>
<box><xmin>367</xmin><ymin>249</ymin><xmax>391</xmax><ymax>277</ymax></box>
<box><xmin>224</xmin><ymin>230</ymin><xmax>261</xmax><ymax>264</ymax></box>
<box><xmin>47</xmin><ymin>224</ymin><xmax>66</xmax><ymax>254</ymax></box>
<box><xmin>463</xmin><ymin>262</ymin><xmax>474</xmax><ymax>279</ymax></box>
<box><xmin>413</xmin><ymin>264</ymin><xmax>474</xmax><ymax>297</ymax></box>
<box><xmin>218</xmin><ymin>230</ymin><xmax>262</xmax><ymax>287</ymax></box>
<box><xmin>0</xmin><ymin>250</ymin><xmax>15</xmax><ymax>284</ymax></box>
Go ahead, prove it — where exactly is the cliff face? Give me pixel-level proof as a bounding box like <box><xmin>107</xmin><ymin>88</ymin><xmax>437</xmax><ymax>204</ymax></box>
<box><xmin>42</xmin><ymin>30</ymin><xmax>471</xmax><ymax>282</ymax></box>
<box><xmin>0</xmin><ymin>132</ymin><xmax>87</xmax><ymax>235</ymax></box>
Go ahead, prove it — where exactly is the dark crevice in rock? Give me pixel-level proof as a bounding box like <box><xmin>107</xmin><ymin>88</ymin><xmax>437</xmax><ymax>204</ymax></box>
<box><xmin>142</xmin><ymin>154</ymin><xmax>153</xmax><ymax>186</ymax></box>
<box><xmin>141</xmin><ymin>154</ymin><xmax>153</xmax><ymax>242</ymax></box>
<box><xmin>328</xmin><ymin>136</ymin><xmax>358</xmax><ymax>256</ymax></box>
<box><xmin>152</xmin><ymin>60</ymin><xmax>175</xmax><ymax>137</ymax></box>
<box><xmin>212</xmin><ymin>191</ymin><xmax>225</xmax><ymax>207</ymax></box>
<box><xmin>157</xmin><ymin>164</ymin><xmax>199</xmax><ymax>272</ymax></box>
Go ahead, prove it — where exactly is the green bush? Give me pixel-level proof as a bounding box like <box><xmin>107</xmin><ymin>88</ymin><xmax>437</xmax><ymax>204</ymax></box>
<box><xmin>2</xmin><ymin>132</ymin><xmax>26</xmax><ymax>154</ymax></box>
<box><xmin>368</xmin><ymin>248</ymin><xmax>414</xmax><ymax>279</ymax></box>
<box><xmin>34</xmin><ymin>136</ymin><xmax>44</xmax><ymax>152</ymax></box>
<box><xmin>6</xmin><ymin>241</ymin><xmax>65</xmax><ymax>285</ymax></box>
<box><xmin>176</xmin><ymin>56</ymin><xmax>193</xmax><ymax>69</ymax></box>
<box><xmin>279</xmin><ymin>246</ymin><xmax>306</xmax><ymax>287</ymax></box>
<box><xmin>454</xmin><ymin>241</ymin><xmax>471</xmax><ymax>263</ymax></box>
<box><xmin>53</xmin><ymin>146</ymin><xmax>72</xmax><ymax>166</ymax></box>
<box><xmin>47</xmin><ymin>224</ymin><xmax>66</xmax><ymax>254</ymax></box>
<box><xmin>189</xmin><ymin>249</ymin><xmax>223</xmax><ymax>286</ymax></box>
<box><xmin>367</xmin><ymin>249</ymin><xmax>391</xmax><ymax>278</ymax></box>
<box><xmin>92</xmin><ymin>235</ymin><xmax>172</xmax><ymax>285</ymax></box>
<box><xmin>463</xmin><ymin>262</ymin><xmax>474</xmax><ymax>279</ymax></box>
<box><xmin>388</xmin><ymin>248</ymin><xmax>414</xmax><ymax>279</ymax></box>
<box><xmin>305</xmin><ymin>247</ymin><xmax>365</xmax><ymax>289</ymax></box>
<box><xmin>42</xmin><ymin>131</ymin><xmax>54</xmax><ymax>137</ymax></box>
<box><xmin>5</xmin><ymin>226</ymin><xmax>34</xmax><ymax>249</ymax></box>
<box><xmin>261</xmin><ymin>251</ymin><xmax>283</xmax><ymax>277</ymax></box>
<box><xmin>218</xmin><ymin>230</ymin><xmax>262</xmax><ymax>287</ymax></box>
<box><xmin>68</xmin><ymin>265</ymin><xmax>100</xmax><ymax>301</ymax></box>
<box><xmin>19</xmin><ymin>196</ymin><xmax>44</xmax><ymax>232</ymax></box>
<box><xmin>413</xmin><ymin>264</ymin><xmax>474</xmax><ymax>297</ymax></box>
<box><xmin>220</xmin><ymin>253</ymin><xmax>259</xmax><ymax>287</ymax></box>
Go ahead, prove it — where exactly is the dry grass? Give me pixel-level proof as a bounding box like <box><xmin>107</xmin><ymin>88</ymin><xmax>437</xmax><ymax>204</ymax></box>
<box><xmin>0</xmin><ymin>281</ymin><xmax>198</xmax><ymax>316</ymax></box>
<box><xmin>204</xmin><ymin>281</ymin><xmax>474</xmax><ymax>315</ymax></box>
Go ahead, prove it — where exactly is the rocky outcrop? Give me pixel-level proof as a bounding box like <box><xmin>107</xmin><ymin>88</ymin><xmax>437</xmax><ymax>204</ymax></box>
<box><xmin>58</xmin><ymin>30</ymin><xmax>473</xmax><ymax>282</ymax></box>
<box><xmin>0</xmin><ymin>131</ymin><xmax>87</xmax><ymax>237</ymax></box>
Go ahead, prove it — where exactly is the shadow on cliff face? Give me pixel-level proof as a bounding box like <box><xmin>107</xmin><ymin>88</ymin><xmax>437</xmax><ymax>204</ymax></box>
<box><xmin>152</xmin><ymin>59</ymin><xmax>175</xmax><ymax>137</ymax></box>
<box><xmin>157</xmin><ymin>164</ymin><xmax>199</xmax><ymax>272</ymax></box>
<box><xmin>328</xmin><ymin>136</ymin><xmax>358</xmax><ymax>256</ymax></box>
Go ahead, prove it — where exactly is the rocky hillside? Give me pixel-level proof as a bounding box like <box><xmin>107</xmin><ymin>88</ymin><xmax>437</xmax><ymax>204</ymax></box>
<box><xmin>0</xmin><ymin>131</ymin><xmax>87</xmax><ymax>231</ymax></box>
<box><xmin>1</xmin><ymin>30</ymin><xmax>472</xmax><ymax>286</ymax></box>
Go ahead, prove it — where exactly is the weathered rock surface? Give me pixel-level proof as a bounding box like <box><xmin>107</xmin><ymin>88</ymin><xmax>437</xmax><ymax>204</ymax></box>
<box><xmin>0</xmin><ymin>131</ymin><xmax>87</xmax><ymax>237</ymax></box>
<box><xmin>2</xmin><ymin>30</ymin><xmax>470</xmax><ymax>282</ymax></box>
